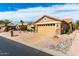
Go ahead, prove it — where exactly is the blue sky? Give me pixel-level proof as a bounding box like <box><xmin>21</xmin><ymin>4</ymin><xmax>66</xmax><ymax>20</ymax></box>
<box><xmin>0</xmin><ymin>3</ymin><xmax>65</xmax><ymax>11</ymax></box>
<box><xmin>0</xmin><ymin>3</ymin><xmax>79</xmax><ymax>23</ymax></box>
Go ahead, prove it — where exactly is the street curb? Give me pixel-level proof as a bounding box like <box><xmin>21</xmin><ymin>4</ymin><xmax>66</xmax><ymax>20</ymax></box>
<box><xmin>0</xmin><ymin>34</ymin><xmax>67</xmax><ymax>56</ymax></box>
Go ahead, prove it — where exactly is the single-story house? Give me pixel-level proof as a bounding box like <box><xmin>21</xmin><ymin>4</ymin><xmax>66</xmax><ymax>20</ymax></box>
<box><xmin>17</xmin><ymin>23</ymin><xmax>28</xmax><ymax>26</ymax></box>
<box><xmin>33</xmin><ymin>15</ymin><xmax>72</xmax><ymax>35</ymax></box>
<box><xmin>7</xmin><ymin>24</ymin><xmax>16</xmax><ymax>30</ymax></box>
<box><xmin>16</xmin><ymin>22</ymin><xmax>28</xmax><ymax>30</ymax></box>
<box><xmin>0</xmin><ymin>24</ymin><xmax>6</xmax><ymax>32</ymax></box>
<box><xmin>0</xmin><ymin>24</ymin><xmax>16</xmax><ymax>32</ymax></box>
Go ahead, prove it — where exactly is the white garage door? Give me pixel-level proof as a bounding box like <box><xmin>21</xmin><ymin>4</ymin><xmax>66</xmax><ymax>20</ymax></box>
<box><xmin>37</xmin><ymin>24</ymin><xmax>56</xmax><ymax>35</ymax></box>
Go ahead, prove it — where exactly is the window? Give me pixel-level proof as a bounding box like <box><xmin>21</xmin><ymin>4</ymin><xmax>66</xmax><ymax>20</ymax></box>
<box><xmin>38</xmin><ymin>23</ymin><xmax>56</xmax><ymax>26</ymax></box>
<box><xmin>46</xmin><ymin>24</ymin><xmax>48</xmax><ymax>26</ymax></box>
<box><xmin>42</xmin><ymin>24</ymin><xmax>45</xmax><ymax>26</ymax></box>
<box><xmin>50</xmin><ymin>24</ymin><xmax>53</xmax><ymax>26</ymax></box>
<box><xmin>48</xmin><ymin>24</ymin><xmax>50</xmax><ymax>26</ymax></box>
<box><xmin>52</xmin><ymin>24</ymin><xmax>55</xmax><ymax>26</ymax></box>
<box><xmin>57</xmin><ymin>24</ymin><xmax>59</xmax><ymax>27</ymax></box>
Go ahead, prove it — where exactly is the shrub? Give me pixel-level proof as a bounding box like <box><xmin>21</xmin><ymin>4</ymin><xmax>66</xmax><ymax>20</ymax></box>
<box><xmin>19</xmin><ymin>25</ymin><xmax>27</xmax><ymax>31</ymax></box>
<box><xmin>67</xmin><ymin>29</ymin><xmax>73</xmax><ymax>34</ymax></box>
<box><xmin>27</xmin><ymin>25</ymin><xmax>35</xmax><ymax>31</ymax></box>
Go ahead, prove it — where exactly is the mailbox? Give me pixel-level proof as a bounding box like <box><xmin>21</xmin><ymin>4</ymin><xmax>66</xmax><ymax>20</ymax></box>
<box><xmin>10</xmin><ymin>30</ymin><xmax>13</xmax><ymax>37</ymax></box>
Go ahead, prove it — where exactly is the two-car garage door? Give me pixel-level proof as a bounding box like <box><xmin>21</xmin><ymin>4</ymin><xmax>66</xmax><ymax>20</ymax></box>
<box><xmin>37</xmin><ymin>24</ymin><xmax>56</xmax><ymax>35</ymax></box>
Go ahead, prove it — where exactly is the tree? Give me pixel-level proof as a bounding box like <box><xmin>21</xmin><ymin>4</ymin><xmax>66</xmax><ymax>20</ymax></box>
<box><xmin>76</xmin><ymin>20</ymin><xmax>79</xmax><ymax>30</ymax></box>
<box><xmin>4</xmin><ymin>20</ymin><xmax>11</xmax><ymax>31</ymax></box>
<box><xmin>0</xmin><ymin>20</ymin><xmax>6</xmax><ymax>24</ymax></box>
<box><xmin>67</xmin><ymin>22</ymin><xmax>75</xmax><ymax>34</ymax></box>
<box><xmin>72</xmin><ymin>23</ymin><xmax>76</xmax><ymax>30</ymax></box>
<box><xmin>19</xmin><ymin>20</ymin><xmax>25</xmax><ymax>31</ymax></box>
<box><xmin>20</xmin><ymin>20</ymin><xmax>24</xmax><ymax>26</ymax></box>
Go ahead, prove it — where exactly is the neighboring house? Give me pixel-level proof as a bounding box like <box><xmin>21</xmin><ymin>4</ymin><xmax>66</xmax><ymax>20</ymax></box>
<box><xmin>33</xmin><ymin>15</ymin><xmax>72</xmax><ymax>36</ymax></box>
<box><xmin>0</xmin><ymin>24</ymin><xmax>5</xmax><ymax>32</ymax></box>
<box><xmin>17</xmin><ymin>22</ymin><xmax>28</xmax><ymax>28</ymax></box>
<box><xmin>16</xmin><ymin>22</ymin><xmax>28</xmax><ymax>30</ymax></box>
<box><xmin>0</xmin><ymin>24</ymin><xmax>16</xmax><ymax>32</ymax></box>
<box><xmin>17</xmin><ymin>22</ymin><xmax>28</xmax><ymax>26</ymax></box>
<box><xmin>7</xmin><ymin>24</ymin><xmax>16</xmax><ymax>30</ymax></box>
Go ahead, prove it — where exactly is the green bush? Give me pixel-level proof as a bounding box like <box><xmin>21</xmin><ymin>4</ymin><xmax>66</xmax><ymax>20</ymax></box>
<box><xmin>19</xmin><ymin>25</ymin><xmax>27</xmax><ymax>31</ymax></box>
<box><xmin>27</xmin><ymin>25</ymin><xmax>35</xmax><ymax>31</ymax></box>
<box><xmin>67</xmin><ymin>29</ymin><xmax>73</xmax><ymax>34</ymax></box>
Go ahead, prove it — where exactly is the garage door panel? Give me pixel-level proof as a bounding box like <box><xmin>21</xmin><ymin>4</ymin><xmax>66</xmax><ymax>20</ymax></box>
<box><xmin>37</xmin><ymin>26</ymin><xmax>56</xmax><ymax>34</ymax></box>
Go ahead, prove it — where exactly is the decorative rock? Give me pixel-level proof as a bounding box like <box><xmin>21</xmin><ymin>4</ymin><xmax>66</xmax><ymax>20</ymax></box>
<box><xmin>51</xmin><ymin>38</ymin><xmax>73</xmax><ymax>53</ymax></box>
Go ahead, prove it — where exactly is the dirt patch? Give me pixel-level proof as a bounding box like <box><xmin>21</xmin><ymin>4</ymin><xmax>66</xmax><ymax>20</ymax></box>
<box><xmin>1</xmin><ymin>30</ymin><xmax>79</xmax><ymax>55</ymax></box>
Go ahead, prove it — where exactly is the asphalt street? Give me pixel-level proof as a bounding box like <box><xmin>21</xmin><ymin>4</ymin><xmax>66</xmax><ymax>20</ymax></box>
<box><xmin>0</xmin><ymin>36</ymin><xmax>52</xmax><ymax>56</ymax></box>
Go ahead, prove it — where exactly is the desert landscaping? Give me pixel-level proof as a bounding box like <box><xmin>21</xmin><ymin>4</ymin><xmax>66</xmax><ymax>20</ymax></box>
<box><xmin>0</xmin><ymin>30</ymin><xmax>79</xmax><ymax>56</ymax></box>
<box><xmin>1</xmin><ymin>3</ymin><xmax>79</xmax><ymax>56</ymax></box>
<box><xmin>0</xmin><ymin>15</ymin><xmax>79</xmax><ymax>56</ymax></box>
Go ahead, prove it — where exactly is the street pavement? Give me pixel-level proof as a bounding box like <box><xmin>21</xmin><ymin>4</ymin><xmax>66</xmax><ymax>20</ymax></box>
<box><xmin>0</xmin><ymin>36</ymin><xmax>52</xmax><ymax>56</ymax></box>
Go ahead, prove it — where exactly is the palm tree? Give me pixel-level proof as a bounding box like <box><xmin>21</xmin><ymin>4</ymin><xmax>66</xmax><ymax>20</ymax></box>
<box><xmin>20</xmin><ymin>20</ymin><xmax>24</xmax><ymax>26</ymax></box>
<box><xmin>20</xmin><ymin>20</ymin><xmax>24</xmax><ymax>31</ymax></box>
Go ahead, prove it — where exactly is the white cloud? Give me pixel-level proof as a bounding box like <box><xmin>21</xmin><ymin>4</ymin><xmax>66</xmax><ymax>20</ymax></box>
<box><xmin>0</xmin><ymin>3</ymin><xmax>79</xmax><ymax>23</ymax></box>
